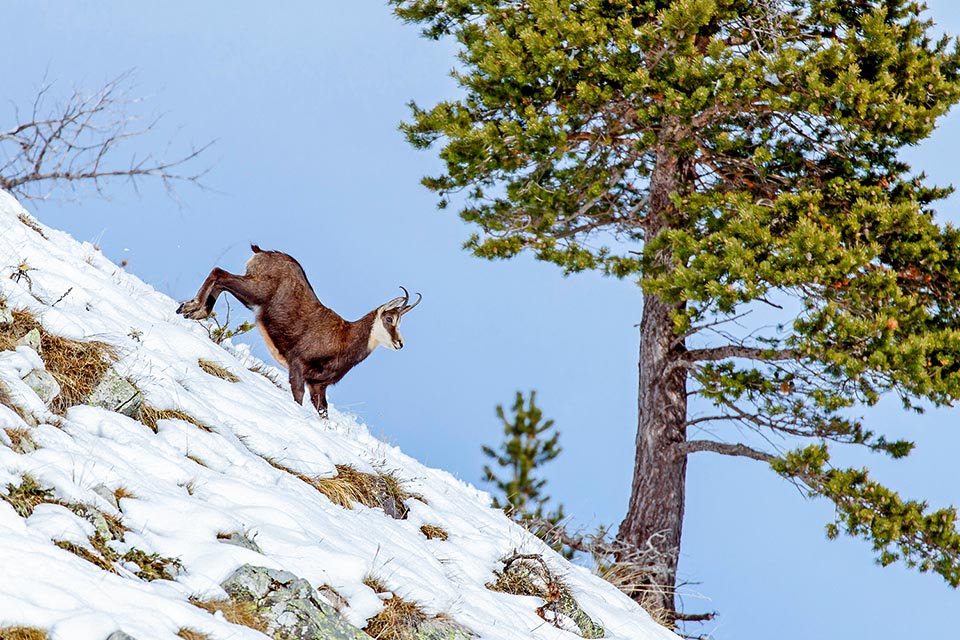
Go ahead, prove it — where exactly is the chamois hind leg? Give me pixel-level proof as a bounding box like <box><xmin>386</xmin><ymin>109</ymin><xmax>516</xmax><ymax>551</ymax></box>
<box><xmin>307</xmin><ymin>381</ymin><xmax>329</xmax><ymax>419</ymax></box>
<box><xmin>177</xmin><ymin>268</ymin><xmax>265</xmax><ymax>319</ymax></box>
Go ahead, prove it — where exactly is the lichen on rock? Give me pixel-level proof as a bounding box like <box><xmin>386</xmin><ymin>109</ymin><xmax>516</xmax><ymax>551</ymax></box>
<box><xmin>222</xmin><ymin>564</ymin><xmax>373</xmax><ymax>640</ymax></box>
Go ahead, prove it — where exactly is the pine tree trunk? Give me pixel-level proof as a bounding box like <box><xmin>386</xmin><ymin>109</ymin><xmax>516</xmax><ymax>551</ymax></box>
<box><xmin>617</xmin><ymin>290</ymin><xmax>687</xmax><ymax>621</ymax></box>
<box><xmin>617</xmin><ymin>133</ymin><xmax>690</xmax><ymax>623</ymax></box>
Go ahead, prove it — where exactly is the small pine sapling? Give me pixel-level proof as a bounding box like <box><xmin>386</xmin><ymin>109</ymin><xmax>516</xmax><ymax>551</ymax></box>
<box><xmin>483</xmin><ymin>391</ymin><xmax>568</xmax><ymax>556</ymax></box>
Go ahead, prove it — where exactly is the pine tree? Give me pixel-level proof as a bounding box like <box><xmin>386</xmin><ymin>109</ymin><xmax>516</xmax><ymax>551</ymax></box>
<box><xmin>482</xmin><ymin>391</ymin><xmax>566</xmax><ymax>529</ymax></box>
<box><xmin>392</xmin><ymin>0</ymin><xmax>960</xmax><ymax>622</ymax></box>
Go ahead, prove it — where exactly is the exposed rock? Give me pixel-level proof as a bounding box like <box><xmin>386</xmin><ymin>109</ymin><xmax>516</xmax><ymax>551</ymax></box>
<box><xmin>106</xmin><ymin>632</ymin><xmax>138</xmax><ymax>640</ymax></box>
<box><xmin>413</xmin><ymin>616</ymin><xmax>477</xmax><ymax>640</ymax></box>
<box><xmin>223</xmin><ymin>564</ymin><xmax>374</xmax><ymax>640</ymax></box>
<box><xmin>21</xmin><ymin>369</ymin><xmax>60</xmax><ymax>406</ymax></box>
<box><xmin>376</xmin><ymin>476</ymin><xmax>402</xmax><ymax>519</ymax></box>
<box><xmin>217</xmin><ymin>531</ymin><xmax>263</xmax><ymax>554</ymax></box>
<box><xmin>0</xmin><ymin>305</ymin><xmax>13</xmax><ymax>329</ymax></box>
<box><xmin>87</xmin><ymin>368</ymin><xmax>142</xmax><ymax>418</ymax></box>
<box><xmin>92</xmin><ymin>483</ymin><xmax>119</xmax><ymax>510</ymax></box>
<box><xmin>17</xmin><ymin>328</ymin><xmax>41</xmax><ymax>351</ymax></box>
<box><xmin>69</xmin><ymin>503</ymin><xmax>124</xmax><ymax>542</ymax></box>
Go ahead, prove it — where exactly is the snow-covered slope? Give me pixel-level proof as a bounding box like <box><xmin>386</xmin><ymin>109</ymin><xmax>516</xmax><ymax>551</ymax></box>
<box><xmin>0</xmin><ymin>190</ymin><xmax>677</xmax><ymax>640</ymax></box>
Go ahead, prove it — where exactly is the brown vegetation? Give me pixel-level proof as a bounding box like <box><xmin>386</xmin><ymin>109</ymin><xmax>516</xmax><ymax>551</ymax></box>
<box><xmin>138</xmin><ymin>406</ymin><xmax>211</xmax><ymax>433</ymax></box>
<box><xmin>420</xmin><ymin>524</ymin><xmax>449</xmax><ymax>541</ymax></box>
<box><xmin>189</xmin><ymin>598</ymin><xmax>269</xmax><ymax>633</ymax></box>
<box><xmin>0</xmin><ymin>309</ymin><xmax>115</xmax><ymax>413</ymax></box>
<box><xmin>197</xmin><ymin>359</ymin><xmax>240</xmax><ymax>383</ymax></box>
<box><xmin>0</xmin><ymin>626</ymin><xmax>48</xmax><ymax>640</ymax></box>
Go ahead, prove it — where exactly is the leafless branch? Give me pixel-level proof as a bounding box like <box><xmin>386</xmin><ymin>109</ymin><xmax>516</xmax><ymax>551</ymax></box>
<box><xmin>684</xmin><ymin>345</ymin><xmax>795</xmax><ymax>362</ymax></box>
<box><xmin>0</xmin><ymin>72</ymin><xmax>213</xmax><ymax>202</ymax></box>
<box><xmin>675</xmin><ymin>440</ymin><xmax>774</xmax><ymax>462</ymax></box>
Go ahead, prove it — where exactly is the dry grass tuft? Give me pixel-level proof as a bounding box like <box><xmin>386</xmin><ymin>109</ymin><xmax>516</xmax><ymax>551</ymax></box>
<box><xmin>121</xmin><ymin>548</ymin><xmax>182</xmax><ymax>581</ymax></box>
<box><xmin>17</xmin><ymin>213</ymin><xmax>48</xmax><ymax>239</ymax></box>
<box><xmin>0</xmin><ymin>626</ymin><xmax>48</xmax><ymax>640</ymax></box>
<box><xmin>420</xmin><ymin>524</ymin><xmax>449</xmax><ymax>541</ymax></box>
<box><xmin>138</xmin><ymin>405</ymin><xmax>212</xmax><ymax>433</ymax></box>
<box><xmin>2</xmin><ymin>475</ymin><xmax>62</xmax><ymax>517</ymax></box>
<box><xmin>113</xmin><ymin>486</ymin><xmax>136</xmax><ymax>502</ymax></box>
<box><xmin>176</xmin><ymin>629</ymin><xmax>210</xmax><ymax>640</ymax></box>
<box><xmin>266</xmin><ymin>460</ymin><xmax>421</xmax><ymax>519</ymax></box>
<box><xmin>4</xmin><ymin>427</ymin><xmax>36</xmax><ymax>454</ymax></box>
<box><xmin>248</xmin><ymin>362</ymin><xmax>283</xmax><ymax>388</ymax></box>
<box><xmin>319</xmin><ymin>584</ymin><xmax>349</xmax><ymax>611</ymax></box>
<box><xmin>0</xmin><ymin>309</ymin><xmax>115</xmax><ymax>413</ymax></box>
<box><xmin>190</xmin><ymin>598</ymin><xmax>269</xmax><ymax>633</ymax></box>
<box><xmin>362</xmin><ymin>576</ymin><xmax>430</xmax><ymax>640</ymax></box>
<box><xmin>54</xmin><ymin>538</ymin><xmax>119</xmax><ymax>574</ymax></box>
<box><xmin>198</xmin><ymin>359</ymin><xmax>240</xmax><ymax>383</ymax></box>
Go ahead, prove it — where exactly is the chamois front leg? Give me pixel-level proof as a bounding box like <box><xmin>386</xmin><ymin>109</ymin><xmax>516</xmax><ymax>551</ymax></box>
<box><xmin>177</xmin><ymin>268</ymin><xmax>265</xmax><ymax>320</ymax></box>
<box><xmin>288</xmin><ymin>360</ymin><xmax>306</xmax><ymax>407</ymax></box>
<box><xmin>307</xmin><ymin>381</ymin><xmax>329</xmax><ymax>418</ymax></box>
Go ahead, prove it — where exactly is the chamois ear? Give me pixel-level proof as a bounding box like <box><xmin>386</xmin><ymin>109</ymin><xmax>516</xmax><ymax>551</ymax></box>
<box><xmin>378</xmin><ymin>295</ymin><xmax>406</xmax><ymax>312</ymax></box>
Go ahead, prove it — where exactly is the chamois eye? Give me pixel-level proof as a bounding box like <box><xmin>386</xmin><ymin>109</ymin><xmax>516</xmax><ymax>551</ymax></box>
<box><xmin>384</xmin><ymin>315</ymin><xmax>394</xmax><ymax>325</ymax></box>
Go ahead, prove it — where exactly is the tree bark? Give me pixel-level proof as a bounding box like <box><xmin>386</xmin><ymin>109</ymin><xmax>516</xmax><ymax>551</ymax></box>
<box><xmin>617</xmin><ymin>131</ymin><xmax>690</xmax><ymax>622</ymax></box>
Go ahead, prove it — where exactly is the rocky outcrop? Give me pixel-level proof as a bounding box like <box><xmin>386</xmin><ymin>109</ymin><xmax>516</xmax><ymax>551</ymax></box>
<box><xmin>87</xmin><ymin>367</ymin><xmax>142</xmax><ymax>418</ymax></box>
<box><xmin>222</xmin><ymin>565</ymin><xmax>373</xmax><ymax>640</ymax></box>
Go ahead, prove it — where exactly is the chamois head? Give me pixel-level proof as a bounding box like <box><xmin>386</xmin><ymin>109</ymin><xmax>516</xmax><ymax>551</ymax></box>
<box><xmin>370</xmin><ymin>286</ymin><xmax>423</xmax><ymax>351</ymax></box>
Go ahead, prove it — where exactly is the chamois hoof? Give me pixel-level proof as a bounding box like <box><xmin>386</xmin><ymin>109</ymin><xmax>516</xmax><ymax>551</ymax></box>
<box><xmin>177</xmin><ymin>300</ymin><xmax>208</xmax><ymax>320</ymax></box>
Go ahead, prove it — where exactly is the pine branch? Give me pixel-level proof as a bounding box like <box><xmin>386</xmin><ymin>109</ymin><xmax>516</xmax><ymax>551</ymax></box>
<box><xmin>683</xmin><ymin>346</ymin><xmax>795</xmax><ymax>363</ymax></box>
<box><xmin>676</xmin><ymin>440</ymin><xmax>774</xmax><ymax>462</ymax></box>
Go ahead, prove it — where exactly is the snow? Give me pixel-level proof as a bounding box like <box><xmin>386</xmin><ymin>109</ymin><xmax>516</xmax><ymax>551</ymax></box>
<box><xmin>0</xmin><ymin>189</ymin><xmax>678</xmax><ymax>640</ymax></box>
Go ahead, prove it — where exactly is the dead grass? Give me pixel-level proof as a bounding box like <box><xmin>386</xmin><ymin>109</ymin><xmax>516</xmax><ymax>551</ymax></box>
<box><xmin>0</xmin><ymin>626</ymin><xmax>48</xmax><ymax>640</ymax></box>
<box><xmin>266</xmin><ymin>460</ymin><xmax>421</xmax><ymax>519</ymax></box>
<box><xmin>362</xmin><ymin>576</ymin><xmax>430</xmax><ymax>640</ymax></box>
<box><xmin>176</xmin><ymin>629</ymin><xmax>210</xmax><ymax>640</ymax></box>
<box><xmin>17</xmin><ymin>213</ymin><xmax>47</xmax><ymax>239</ymax></box>
<box><xmin>113</xmin><ymin>486</ymin><xmax>137</xmax><ymax>502</ymax></box>
<box><xmin>186</xmin><ymin>454</ymin><xmax>208</xmax><ymax>467</ymax></box>
<box><xmin>0</xmin><ymin>309</ymin><xmax>115</xmax><ymax>413</ymax></box>
<box><xmin>420</xmin><ymin>524</ymin><xmax>449</xmax><ymax>541</ymax></box>
<box><xmin>2</xmin><ymin>475</ymin><xmax>62</xmax><ymax>517</ymax></box>
<box><xmin>138</xmin><ymin>405</ymin><xmax>212</xmax><ymax>433</ymax></box>
<box><xmin>54</xmin><ymin>538</ymin><xmax>119</xmax><ymax>574</ymax></box>
<box><xmin>248</xmin><ymin>362</ymin><xmax>283</xmax><ymax>388</ymax></box>
<box><xmin>4</xmin><ymin>427</ymin><xmax>36</xmax><ymax>453</ymax></box>
<box><xmin>121</xmin><ymin>548</ymin><xmax>182</xmax><ymax>581</ymax></box>
<box><xmin>189</xmin><ymin>598</ymin><xmax>269</xmax><ymax>633</ymax></box>
<box><xmin>198</xmin><ymin>359</ymin><xmax>240</xmax><ymax>383</ymax></box>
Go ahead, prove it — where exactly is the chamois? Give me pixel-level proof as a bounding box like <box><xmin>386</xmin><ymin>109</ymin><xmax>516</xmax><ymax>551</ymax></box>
<box><xmin>177</xmin><ymin>245</ymin><xmax>421</xmax><ymax>417</ymax></box>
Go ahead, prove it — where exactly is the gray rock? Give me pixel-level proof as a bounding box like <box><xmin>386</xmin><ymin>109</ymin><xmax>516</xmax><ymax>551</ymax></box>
<box><xmin>223</xmin><ymin>564</ymin><xmax>374</xmax><ymax>640</ymax></box>
<box><xmin>0</xmin><ymin>305</ymin><xmax>13</xmax><ymax>329</ymax></box>
<box><xmin>22</xmin><ymin>369</ymin><xmax>60</xmax><ymax>406</ymax></box>
<box><xmin>106</xmin><ymin>632</ymin><xmax>138</xmax><ymax>640</ymax></box>
<box><xmin>17</xmin><ymin>328</ymin><xmax>41</xmax><ymax>351</ymax></box>
<box><xmin>69</xmin><ymin>503</ymin><xmax>124</xmax><ymax>542</ymax></box>
<box><xmin>414</xmin><ymin>617</ymin><xmax>477</xmax><ymax>640</ymax></box>
<box><xmin>376</xmin><ymin>476</ymin><xmax>402</xmax><ymax>519</ymax></box>
<box><xmin>87</xmin><ymin>368</ymin><xmax>142</xmax><ymax>418</ymax></box>
<box><xmin>92</xmin><ymin>483</ymin><xmax>119</xmax><ymax>510</ymax></box>
<box><xmin>218</xmin><ymin>531</ymin><xmax>264</xmax><ymax>554</ymax></box>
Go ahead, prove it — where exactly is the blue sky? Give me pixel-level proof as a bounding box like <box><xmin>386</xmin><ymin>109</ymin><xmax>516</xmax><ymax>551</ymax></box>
<box><xmin>3</xmin><ymin>2</ymin><xmax>959</xmax><ymax>638</ymax></box>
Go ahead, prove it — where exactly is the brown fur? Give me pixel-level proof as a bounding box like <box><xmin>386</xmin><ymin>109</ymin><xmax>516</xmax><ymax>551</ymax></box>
<box><xmin>177</xmin><ymin>246</ymin><xmax>419</xmax><ymax>416</ymax></box>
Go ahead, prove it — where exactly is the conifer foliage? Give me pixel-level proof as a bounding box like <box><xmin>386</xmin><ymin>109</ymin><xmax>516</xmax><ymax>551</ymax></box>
<box><xmin>483</xmin><ymin>391</ymin><xmax>566</xmax><ymax>528</ymax></box>
<box><xmin>393</xmin><ymin>0</ymin><xmax>960</xmax><ymax>622</ymax></box>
